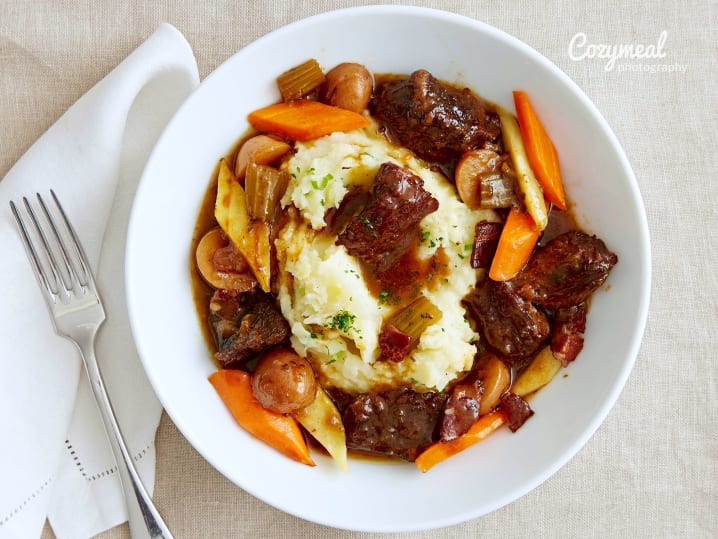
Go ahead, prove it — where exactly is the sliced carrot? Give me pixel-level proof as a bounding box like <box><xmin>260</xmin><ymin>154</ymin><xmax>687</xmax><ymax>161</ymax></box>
<box><xmin>488</xmin><ymin>207</ymin><xmax>541</xmax><ymax>281</ymax></box>
<box><xmin>415</xmin><ymin>410</ymin><xmax>508</xmax><ymax>472</ymax></box>
<box><xmin>208</xmin><ymin>369</ymin><xmax>315</xmax><ymax>466</ymax></box>
<box><xmin>513</xmin><ymin>91</ymin><xmax>567</xmax><ymax>210</ymax></box>
<box><xmin>247</xmin><ymin>99</ymin><xmax>370</xmax><ymax>141</ymax></box>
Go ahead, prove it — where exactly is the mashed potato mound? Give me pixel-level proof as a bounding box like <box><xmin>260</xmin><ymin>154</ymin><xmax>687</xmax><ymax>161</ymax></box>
<box><xmin>276</xmin><ymin>122</ymin><xmax>497</xmax><ymax>394</ymax></box>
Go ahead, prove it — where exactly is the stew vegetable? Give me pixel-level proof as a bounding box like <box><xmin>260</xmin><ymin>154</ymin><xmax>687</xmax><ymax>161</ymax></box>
<box><xmin>191</xmin><ymin>59</ymin><xmax>617</xmax><ymax>471</ymax></box>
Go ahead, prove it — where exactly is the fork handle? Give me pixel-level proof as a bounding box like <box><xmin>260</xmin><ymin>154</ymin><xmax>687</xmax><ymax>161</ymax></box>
<box><xmin>76</xmin><ymin>336</ymin><xmax>173</xmax><ymax>539</ymax></box>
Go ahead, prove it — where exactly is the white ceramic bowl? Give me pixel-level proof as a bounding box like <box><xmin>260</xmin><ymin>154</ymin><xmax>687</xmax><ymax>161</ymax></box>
<box><xmin>126</xmin><ymin>6</ymin><xmax>650</xmax><ymax>532</ymax></box>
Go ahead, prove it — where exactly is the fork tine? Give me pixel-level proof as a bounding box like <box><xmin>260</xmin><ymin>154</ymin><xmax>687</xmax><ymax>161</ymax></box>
<box><xmin>50</xmin><ymin>190</ymin><xmax>94</xmax><ymax>289</ymax></box>
<box><xmin>38</xmin><ymin>192</ymin><xmax>89</xmax><ymax>289</ymax></box>
<box><xmin>10</xmin><ymin>198</ymin><xmax>60</xmax><ymax>297</ymax></box>
<box><xmin>22</xmin><ymin>195</ymin><xmax>70</xmax><ymax>292</ymax></box>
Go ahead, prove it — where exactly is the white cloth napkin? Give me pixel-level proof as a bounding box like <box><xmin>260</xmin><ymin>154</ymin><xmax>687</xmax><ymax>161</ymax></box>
<box><xmin>0</xmin><ymin>24</ymin><xmax>199</xmax><ymax>539</ymax></box>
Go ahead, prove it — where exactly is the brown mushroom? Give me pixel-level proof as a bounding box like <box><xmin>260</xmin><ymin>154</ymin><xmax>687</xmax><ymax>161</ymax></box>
<box><xmin>455</xmin><ymin>149</ymin><xmax>515</xmax><ymax>209</ymax></box>
<box><xmin>252</xmin><ymin>348</ymin><xmax>317</xmax><ymax>414</ymax></box>
<box><xmin>234</xmin><ymin>135</ymin><xmax>291</xmax><ymax>180</ymax></box>
<box><xmin>322</xmin><ymin>62</ymin><xmax>373</xmax><ymax>113</ymax></box>
<box><xmin>195</xmin><ymin>228</ymin><xmax>257</xmax><ymax>291</ymax></box>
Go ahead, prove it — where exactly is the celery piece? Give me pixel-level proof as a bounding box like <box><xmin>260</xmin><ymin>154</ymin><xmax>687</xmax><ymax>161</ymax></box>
<box><xmin>276</xmin><ymin>58</ymin><xmax>326</xmax><ymax>102</ymax></box>
<box><xmin>385</xmin><ymin>296</ymin><xmax>442</xmax><ymax>345</ymax></box>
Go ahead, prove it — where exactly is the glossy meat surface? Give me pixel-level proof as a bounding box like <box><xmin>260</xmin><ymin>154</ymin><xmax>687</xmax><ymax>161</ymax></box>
<box><xmin>511</xmin><ymin>231</ymin><xmax>618</xmax><ymax>310</ymax></box>
<box><xmin>551</xmin><ymin>303</ymin><xmax>587</xmax><ymax>366</ymax></box>
<box><xmin>209</xmin><ymin>289</ymin><xmax>290</xmax><ymax>368</ymax></box>
<box><xmin>500</xmin><ymin>392</ymin><xmax>534</xmax><ymax>432</ymax></box>
<box><xmin>371</xmin><ymin>69</ymin><xmax>500</xmax><ymax>162</ymax></box>
<box><xmin>336</xmin><ymin>162</ymin><xmax>439</xmax><ymax>271</ymax></box>
<box><xmin>470</xmin><ymin>220</ymin><xmax>502</xmax><ymax>269</ymax></box>
<box><xmin>343</xmin><ymin>388</ymin><xmax>447</xmax><ymax>461</ymax></box>
<box><xmin>464</xmin><ymin>279</ymin><xmax>550</xmax><ymax>362</ymax></box>
<box><xmin>439</xmin><ymin>378</ymin><xmax>483</xmax><ymax>442</ymax></box>
<box><xmin>378</xmin><ymin>324</ymin><xmax>412</xmax><ymax>362</ymax></box>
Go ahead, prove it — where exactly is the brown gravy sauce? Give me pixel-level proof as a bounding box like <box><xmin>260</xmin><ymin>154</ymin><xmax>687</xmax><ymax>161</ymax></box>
<box><xmin>362</xmin><ymin>244</ymin><xmax>451</xmax><ymax>308</ymax></box>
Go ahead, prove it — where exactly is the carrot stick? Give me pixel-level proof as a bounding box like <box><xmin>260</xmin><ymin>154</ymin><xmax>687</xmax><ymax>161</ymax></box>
<box><xmin>248</xmin><ymin>100</ymin><xmax>369</xmax><ymax>141</ymax></box>
<box><xmin>415</xmin><ymin>410</ymin><xmax>508</xmax><ymax>472</ymax></box>
<box><xmin>488</xmin><ymin>207</ymin><xmax>541</xmax><ymax>281</ymax></box>
<box><xmin>208</xmin><ymin>369</ymin><xmax>315</xmax><ymax>466</ymax></box>
<box><xmin>513</xmin><ymin>91</ymin><xmax>567</xmax><ymax>210</ymax></box>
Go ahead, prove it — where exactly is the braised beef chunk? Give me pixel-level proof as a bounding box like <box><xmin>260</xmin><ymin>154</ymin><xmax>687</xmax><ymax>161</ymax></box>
<box><xmin>336</xmin><ymin>162</ymin><xmax>439</xmax><ymax>271</ymax></box>
<box><xmin>371</xmin><ymin>70</ymin><xmax>500</xmax><ymax>162</ymax></box>
<box><xmin>440</xmin><ymin>379</ymin><xmax>483</xmax><ymax>442</ymax></box>
<box><xmin>208</xmin><ymin>289</ymin><xmax>244</xmax><ymax>350</ymax></box>
<box><xmin>209</xmin><ymin>289</ymin><xmax>290</xmax><ymax>369</ymax></box>
<box><xmin>324</xmin><ymin>188</ymin><xmax>371</xmax><ymax>235</ymax></box>
<box><xmin>470</xmin><ymin>220</ymin><xmax>502</xmax><ymax>269</ymax></box>
<box><xmin>344</xmin><ymin>388</ymin><xmax>448</xmax><ymax>461</ymax></box>
<box><xmin>500</xmin><ymin>392</ymin><xmax>534</xmax><ymax>432</ymax></box>
<box><xmin>464</xmin><ymin>279</ymin><xmax>550</xmax><ymax>362</ymax></box>
<box><xmin>551</xmin><ymin>303</ymin><xmax>587</xmax><ymax>366</ymax></box>
<box><xmin>378</xmin><ymin>324</ymin><xmax>412</xmax><ymax>362</ymax></box>
<box><xmin>511</xmin><ymin>231</ymin><xmax>618</xmax><ymax>310</ymax></box>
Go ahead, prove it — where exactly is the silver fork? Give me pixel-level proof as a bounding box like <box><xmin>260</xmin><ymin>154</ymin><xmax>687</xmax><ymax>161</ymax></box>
<box><xmin>10</xmin><ymin>191</ymin><xmax>173</xmax><ymax>539</ymax></box>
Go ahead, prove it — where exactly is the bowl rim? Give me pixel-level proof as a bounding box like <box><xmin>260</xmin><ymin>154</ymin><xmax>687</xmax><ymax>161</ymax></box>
<box><xmin>126</xmin><ymin>4</ymin><xmax>651</xmax><ymax>532</ymax></box>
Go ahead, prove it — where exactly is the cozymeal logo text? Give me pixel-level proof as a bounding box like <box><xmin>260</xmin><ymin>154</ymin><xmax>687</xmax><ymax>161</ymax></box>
<box><xmin>568</xmin><ymin>31</ymin><xmax>687</xmax><ymax>73</ymax></box>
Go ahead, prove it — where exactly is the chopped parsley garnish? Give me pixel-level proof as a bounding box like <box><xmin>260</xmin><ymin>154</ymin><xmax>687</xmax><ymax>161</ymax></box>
<box><xmin>326</xmin><ymin>351</ymin><xmax>345</xmax><ymax>365</ymax></box>
<box><xmin>327</xmin><ymin>310</ymin><xmax>357</xmax><ymax>332</ymax></box>
<box><xmin>378</xmin><ymin>290</ymin><xmax>396</xmax><ymax>305</ymax></box>
<box><xmin>311</xmin><ymin>173</ymin><xmax>333</xmax><ymax>190</ymax></box>
<box><xmin>419</xmin><ymin>231</ymin><xmax>450</xmax><ymax>249</ymax></box>
<box><xmin>378</xmin><ymin>290</ymin><xmax>401</xmax><ymax>306</ymax></box>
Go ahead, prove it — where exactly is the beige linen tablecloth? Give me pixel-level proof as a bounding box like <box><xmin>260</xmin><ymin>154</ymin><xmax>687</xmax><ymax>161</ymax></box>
<box><xmin>2</xmin><ymin>1</ymin><xmax>715</xmax><ymax>537</ymax></box>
